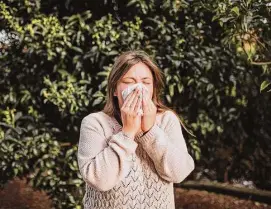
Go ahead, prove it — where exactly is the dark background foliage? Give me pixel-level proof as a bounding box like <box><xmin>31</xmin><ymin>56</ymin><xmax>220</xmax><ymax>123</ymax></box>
<box><xmin>0</xmin><ymin>0</ymin><xmax>270</xmax><ymax>208</ymax></box>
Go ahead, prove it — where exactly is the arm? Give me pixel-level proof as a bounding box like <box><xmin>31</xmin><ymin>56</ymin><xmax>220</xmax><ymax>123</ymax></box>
<box><xmin>77</xmin><ymin>115</ymin><xmax>138</xmax><ymax>192</ymax></box>
<box><xmin>137</xmin><ymin>111</ymin><xmax>195</xmax><ymax>183</ymax></box>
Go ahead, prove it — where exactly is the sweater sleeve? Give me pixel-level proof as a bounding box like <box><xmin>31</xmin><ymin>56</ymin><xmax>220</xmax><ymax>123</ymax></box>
<box><xmin>77</xmin><ymin>115</ymin><xmax>138</xmax><ymax>192</ymax></box>
<box><xmin>137</xmin><ymin>111</ymin><xmax>195</xmax><ymax>183</ymax></box>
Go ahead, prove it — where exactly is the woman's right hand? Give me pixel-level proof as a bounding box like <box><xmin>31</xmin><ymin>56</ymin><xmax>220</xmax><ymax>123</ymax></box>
<box><xmin>121</xmin><ymin>87</ymin><xmax>142</xmax><ymax>139</ymax></box>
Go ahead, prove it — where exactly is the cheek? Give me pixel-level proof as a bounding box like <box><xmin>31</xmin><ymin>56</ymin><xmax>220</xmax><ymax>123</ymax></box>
<box><xmin>115</xmin><ymin>84</ymin><xmax>128</xmax><ymax>105</ymax></box>
<box><xmin>146</xmin><ymin>86</ymin><xmax>153</xmax><ymax>99</ymax></box>
<box><xmin>117</xmin><ymin>84</ymin><xmax>128</xmax><ymax>96</ymax></box>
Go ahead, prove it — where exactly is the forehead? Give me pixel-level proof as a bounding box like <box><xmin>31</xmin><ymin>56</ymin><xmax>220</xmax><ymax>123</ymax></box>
<box><xmin>123</xmin><ymin>62</ymin><xmax>153</xmax><ymax>79</ymax></box>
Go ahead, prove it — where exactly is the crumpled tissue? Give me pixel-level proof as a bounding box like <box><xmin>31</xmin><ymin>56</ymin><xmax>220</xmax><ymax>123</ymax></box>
<box><xmin>121</xmin><ymin>83</ymin><xmax>148</xmax><ymax>116</ymax></box>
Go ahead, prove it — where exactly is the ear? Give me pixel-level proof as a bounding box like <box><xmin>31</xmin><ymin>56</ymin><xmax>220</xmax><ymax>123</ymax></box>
<box><xmin>113</xmin><ymin>90</ymin><xmax>117</xmax><ymax>97</ymax></box>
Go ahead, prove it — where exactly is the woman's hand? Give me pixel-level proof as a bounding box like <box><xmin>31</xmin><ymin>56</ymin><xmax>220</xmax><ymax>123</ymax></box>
<box><xmin>121</xmin><ymin>87</ymin><xmax>142</xmax><ymax>139</ymax></box>
<box><xmin>141</xmin><ymin>88</ymin><xmax>157</xmax><ymax>133</ymax></box>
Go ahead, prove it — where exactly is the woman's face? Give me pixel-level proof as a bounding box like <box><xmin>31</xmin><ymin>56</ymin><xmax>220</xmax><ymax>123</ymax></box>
<box><xmin>114</xmin><ymin>62</ymin><xmax>154</xmax><ymax>108</ymax></box>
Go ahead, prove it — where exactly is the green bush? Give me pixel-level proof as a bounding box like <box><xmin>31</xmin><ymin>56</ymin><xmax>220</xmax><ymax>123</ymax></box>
<box><xmin>0</xmin><ymin>0</ymin><xmax>270</xmax><ymax>208</ymax></box>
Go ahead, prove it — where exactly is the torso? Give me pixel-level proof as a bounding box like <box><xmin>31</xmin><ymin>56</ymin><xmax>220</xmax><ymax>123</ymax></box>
<box><xmin>83</xmin><ymin>111</ymin><xmax>175</xmax><ymax>209</ymax></box>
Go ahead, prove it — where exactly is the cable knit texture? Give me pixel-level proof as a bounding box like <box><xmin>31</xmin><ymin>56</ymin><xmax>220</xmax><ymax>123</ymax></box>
<box><xmin>77</xmin><ymin>110</ymin><xmax>195</xmax><ymax>209</ymax></box>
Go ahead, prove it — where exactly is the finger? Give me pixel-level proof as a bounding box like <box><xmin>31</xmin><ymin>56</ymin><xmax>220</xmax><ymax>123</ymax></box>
<box><xmin>143</xmin><ymin>96</ymin><xmax>151</xmax><ymax>114</ymax></box>
<box><xmin>123</xmin><ymin>89</ymin><xmax>138</xmax><ymax>108</ymax></box>
<box><xmin>144</xmin><ymin>94</ymin><xmax>153</xmax><ymax>113</ymax></box>
<box><xmin>146</xmin><ymin>90</ymin><xmax>154</xmax><ymax>108</ymax></box>
<box><xmin>142</xmin><ymin>89</ymin><xmax>148</xmax><ymax>108</ymax></box>
<box><xmin>134</xmin><ymin>93</ymin><xmax>142</xmax><ymax>114</ymax></box>
<box><xmin>130</xmin><ymin>89</ymin><xmax>141</xmax><ymax>110</ymax></box>
<box><xmin>144</xmin><ymin>88</ymin><xmax>150</xmax><ymax>98</ymax></box>
<box><xmin>122</xmin><ymin>89</ymin><xmax>135</xmax><ymax>107</ymax></box>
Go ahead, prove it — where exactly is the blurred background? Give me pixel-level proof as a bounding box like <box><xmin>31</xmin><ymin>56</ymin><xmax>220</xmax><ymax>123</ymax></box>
<box><xmin>0</xmin><ymin>0</ymin><xmax>271</xmax><ymax>208</ymax></box>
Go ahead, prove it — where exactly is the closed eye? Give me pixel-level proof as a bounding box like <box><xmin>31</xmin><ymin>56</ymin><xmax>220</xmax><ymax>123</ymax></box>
<box><xmin>123</xmin><ymin>81</ymin><xmax>134</xmax><ymax>84</ymax></box>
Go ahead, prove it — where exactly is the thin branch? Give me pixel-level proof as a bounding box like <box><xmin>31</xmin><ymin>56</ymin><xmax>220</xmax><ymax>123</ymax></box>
<box><xmin>250</xmin><ymin>61</ymin><xmax>271</xmax><ymax>65</ymax></box>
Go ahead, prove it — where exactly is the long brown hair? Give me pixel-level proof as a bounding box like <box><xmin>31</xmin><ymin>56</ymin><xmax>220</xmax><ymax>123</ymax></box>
<box><xmin>103</xmin><ymin>50</ymin><xmax>194</xmax><ymax>136</ymax></box>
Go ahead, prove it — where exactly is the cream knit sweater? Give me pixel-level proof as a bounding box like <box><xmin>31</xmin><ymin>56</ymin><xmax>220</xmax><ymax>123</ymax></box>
<box><xmin>77</xmin><ymin>110</ymin><xmax>195</xmax><ymax>209</ymax></box>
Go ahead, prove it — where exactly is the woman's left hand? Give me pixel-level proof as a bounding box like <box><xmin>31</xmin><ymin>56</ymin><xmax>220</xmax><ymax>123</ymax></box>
<box><xmin>141</xmin><ymin>88</ymin><xmax>157</xmax><ymax>133</ymax></box>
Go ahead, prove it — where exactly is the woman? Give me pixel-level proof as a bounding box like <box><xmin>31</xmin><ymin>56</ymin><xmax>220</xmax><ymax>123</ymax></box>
<box><xmin>77</xmin><ymin>50</ymin><xmax>195</xmax><ymax>209</ymax></box>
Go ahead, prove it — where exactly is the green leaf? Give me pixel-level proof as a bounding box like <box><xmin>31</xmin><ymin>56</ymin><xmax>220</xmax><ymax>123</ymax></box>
<box><xmin>169</xmin><ymin>84</ymin><xmax>174</xmax><ymax>97</ymax></box>
<box><xmin>71</xmin><ymin>46</ymin><xmax>83</xmax><ymax>54</ymax></box>
<box><xmin>127</xmin><ymin>0</ymin><xmax>137</xmax><ymax>7</ymax></box>
<box><xmin>166</xmin><ymin>95</ymin><xmax>172</xmax><ymax>103</ymax></box>
<box><xmin>231</xmin><ymin>7</ymin><xmax>240</xmax><ymax>16</ymax></box>
<box><xmin>92</xmin><ymin>97</ymin><xmax>103</xmax><ymax>106</ymax></box>
<box><xmin>177</xmin><ymin>83</ymin><xmax>184</xmax><ymax>93</ymax></box>
<box><xmin>260</xmin><ymin>81</ymin><xmax>271</xmax><ymax>92</ymax></box>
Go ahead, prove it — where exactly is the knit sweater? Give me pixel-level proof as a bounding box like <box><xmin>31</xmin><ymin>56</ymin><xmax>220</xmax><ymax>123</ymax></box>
<box><xmin>77</xmin><ymin>110</ymin><xmax>195</xmax><ymax>209</ymax></box>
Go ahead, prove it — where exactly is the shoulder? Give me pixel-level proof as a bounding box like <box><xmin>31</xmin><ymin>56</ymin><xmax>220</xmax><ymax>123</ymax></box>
<box><xmin>159</xmin><ymin>110</ymin><xmax>179</xmax><ymax>122</ymax></box>
<box><xmin>157</xmin><ymin>110</ymin><xmax>181</xmax><ymax>133</ymax></box>
<box><xmin>80</xmin><ymin>111</ymin><xmax>109</xmax><ymax>131</ymax></box>
<box><xmin>82</xmin><ymin>111</ymin><xmax>106</xmax><ymax>121</ymax></box>
<box><xmin>157</xmin><ymin>110</ymin><xmax>180</xmax><ymax>130</ymax></box>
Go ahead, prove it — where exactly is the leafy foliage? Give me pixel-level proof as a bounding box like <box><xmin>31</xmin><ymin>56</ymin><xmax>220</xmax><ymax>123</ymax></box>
<box><xmin>0</xmin><ymin>0</ymin><xmax>271</xmax><ymax>208</ymax></box>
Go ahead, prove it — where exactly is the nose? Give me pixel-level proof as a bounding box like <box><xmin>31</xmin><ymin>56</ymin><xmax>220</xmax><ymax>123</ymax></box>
<box><xmin>136</xmin><ymin>77</ymin><xmax>146</xmax><ymax>84</ymax></box>
<box><xmin>135</xmin><ymin>78</ymin><xmax>142</xmax><ymax>84</ymax></box>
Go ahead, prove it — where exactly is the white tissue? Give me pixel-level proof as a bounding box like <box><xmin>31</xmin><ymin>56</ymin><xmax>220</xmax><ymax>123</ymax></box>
<box><xmin>121</xmin><ymin>83</ymin><xmax>148</xmax><ymax>116</ymax></box>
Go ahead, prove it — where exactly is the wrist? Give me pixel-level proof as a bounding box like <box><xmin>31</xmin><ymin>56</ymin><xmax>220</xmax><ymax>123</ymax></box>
<box><xmin>122</xmin><ymin>128</ymin><xmax>136</xmax><ymax>139</ymax></box>
<box><xmin>142</xmin><ymin>124</ymin><xmax>154</xmax><ymax>134</ymax></box>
